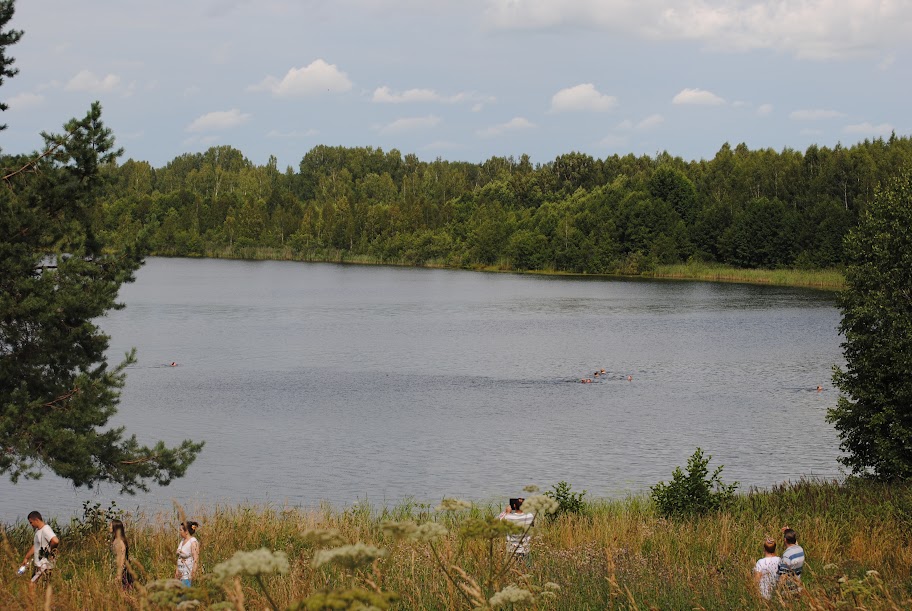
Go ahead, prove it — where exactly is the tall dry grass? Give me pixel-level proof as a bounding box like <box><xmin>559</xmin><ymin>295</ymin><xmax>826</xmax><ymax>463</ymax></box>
<box><xmin>2</xmin><ymin>480</ymin><xmax>910</xmax><ymax>609</ymax></box>
<box><xmin>650</xmin><ymin>262</ymin><xmax>845</xmax><ymax>290</ymax></box>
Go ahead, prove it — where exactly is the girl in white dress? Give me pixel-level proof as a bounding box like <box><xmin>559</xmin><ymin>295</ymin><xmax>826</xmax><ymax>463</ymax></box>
<box><xmin>175</xmin><ymin>521</ymin><xmax>200</xmax><ymax>586</ymax></box>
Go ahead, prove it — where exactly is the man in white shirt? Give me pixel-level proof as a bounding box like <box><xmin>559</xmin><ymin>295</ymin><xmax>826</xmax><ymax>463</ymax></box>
<box><xmin>20</xmin><ymin>510</ymin><xmax>59</xmax><ymax>585</ymax></box>
<box><xmin>497</xmin><ymin>498</ymin><xmax>535</xmax><ymax>560</ymax></box>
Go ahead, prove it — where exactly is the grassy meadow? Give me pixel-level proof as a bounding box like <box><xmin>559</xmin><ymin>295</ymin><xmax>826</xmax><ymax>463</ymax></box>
<box><xmin>2</xmin><ymin>479</ymin><xmax>910</xmax><ymax>610</ymax></box>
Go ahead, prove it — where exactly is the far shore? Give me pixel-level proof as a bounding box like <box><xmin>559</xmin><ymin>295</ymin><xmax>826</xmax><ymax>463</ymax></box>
<box><xmin>150</xmin><ymin>247</ymin><xmax>846</xmax><ymax>291</ymax></box>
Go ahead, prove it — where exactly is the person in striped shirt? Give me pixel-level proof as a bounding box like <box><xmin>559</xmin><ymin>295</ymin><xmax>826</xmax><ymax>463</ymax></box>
<box><xmin>777</xmin><ymin>527</ymin><xmax>805</xmax><ymax>592</ymax></box>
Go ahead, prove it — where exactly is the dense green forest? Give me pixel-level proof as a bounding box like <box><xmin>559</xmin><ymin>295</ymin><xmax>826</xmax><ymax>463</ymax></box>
<box><xmin>95</xmin><ymin>134</ymin><xmax>912</xmax><ymax>274</ymax></box>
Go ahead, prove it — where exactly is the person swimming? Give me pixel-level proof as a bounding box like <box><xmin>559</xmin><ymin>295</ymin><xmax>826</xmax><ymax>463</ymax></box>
<box><xmin>627</xmin><ymin>375</ymin><xmax>633</xmax><ymax>382</ymax></box>
<box><xmin>170</xmin><ymin>362</ymin><xmax>178</xmax><ymax>367</ymax></box>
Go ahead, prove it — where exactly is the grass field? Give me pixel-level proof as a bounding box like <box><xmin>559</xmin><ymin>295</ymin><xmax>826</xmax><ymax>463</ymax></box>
<box><xmin>2</xmin><ymin>479</ymin><xmax>909</xmax><ymax>609</ymax></box>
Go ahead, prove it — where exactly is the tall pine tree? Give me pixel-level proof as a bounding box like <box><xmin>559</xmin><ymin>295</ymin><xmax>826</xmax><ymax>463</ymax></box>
<box><xmin>0</xmin><ymin>0</ymin><xmax>203</xmax><ymax>492</ymax></box>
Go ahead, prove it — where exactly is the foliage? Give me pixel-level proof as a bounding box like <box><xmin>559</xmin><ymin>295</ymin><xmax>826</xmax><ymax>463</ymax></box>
<box><xmin>0</xmin><ymin>1</ymin><xmax>203</xmax><ymax>492</ymax></box>
<box><xmin>650</xmin><ymin>448</ymin><xmax>739</xmax><ymax>518</ymax></box>
<box><xmin>66</xmin><ymin>500</ymin><xmax>124</xmax><ymax>538</ymax></box>
<box><xmin>543</xmin><ymin>480</ymin><xmax>588</xmax><ymax>517</ymax></box>
<box><xmin>82</xmin><ymin>127</ymin><xmax>912</xmax><ymax>278</ymax></box>
<box><xmin>829</xmin><ymin>170</ymin><xmax>912</xmax><ymax>480</ymax></box>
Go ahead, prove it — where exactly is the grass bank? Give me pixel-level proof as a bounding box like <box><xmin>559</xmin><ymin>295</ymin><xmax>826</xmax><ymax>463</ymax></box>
<box><xmin>161</xmin><ymin>247</ymin><xmax>846</xmax><ymax>291</ymax></box>
<box><xmin>647</xmin><ymin>262</ymin><xmax>845</xmax><ymax>290</ymax></box>
<box><xmin>2</xmin><ymin>480</ymin><xmax>909</xmax><ymax>609</ymax></box>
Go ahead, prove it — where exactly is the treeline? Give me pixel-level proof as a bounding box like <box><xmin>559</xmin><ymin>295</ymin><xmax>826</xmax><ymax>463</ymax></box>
<box><xmin>96</xmin><ymin>134</ymin><xmax>912</xmax><ymax>273</ymax></box>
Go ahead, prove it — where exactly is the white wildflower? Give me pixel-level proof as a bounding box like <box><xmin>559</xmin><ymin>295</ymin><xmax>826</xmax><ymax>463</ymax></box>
<box><xmin>213</xmin><ymin>548</ymin><xmax>290</xmax><ymax>580</ymax></box>
<box><xmin>312</xmin><ymin>543</ymin><xmax>388</xmax><ymax>570</ymax></box>
<box><xmin>302</xmin><ymin>528</ymin><xmax>345</xmax><ymax>547</ymax></box>
<box><xmin>437</xmin><ymin>498</ymin><xmax>472</xmax><ymax>512</ymax></box>
<box><xmin>489</xmin><ymin>584</ymin><xmax>535</xmax><ymax>608</ymax></box>
<box><xmin>544</xmin><ymin>582</ymin><xmax>561</xmax><ymax>591</ymax></box>
<box><xmin>823</xmin><ymin>563</ymin><xmax>839</xmax><ymax>571</ymax></box>
<box><xmin>865</xmin><ymin>570</ymin><xmax>880</xmax><ymax>579</ymax></box>
<box><xmin>381</xmin><ymin>520</ymin><xmax>418</xmax><ymax>540</ymax></box>
<box><xmin>520</xmin><ymin>495</ymin><xmax>559</xmax><ymax>516</ymax></box>
<box><xmin>176</xmin><ymin>602</ymin><xmax>201</xmax><ymax>610</ymax></box>
<box><xmin>408</xmin><ymin>521</ymin><xmax>449</xmax><ymax>543</ymax></box>
<box><xmin>523</xmin><ymin>485</ymin><xmax>540</xmax><ymax>493</ymax></box>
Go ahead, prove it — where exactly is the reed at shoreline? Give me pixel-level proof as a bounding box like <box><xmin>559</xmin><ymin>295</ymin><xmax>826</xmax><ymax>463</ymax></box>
<box><xmin>2</xmin><ymin>479</ymin><xmax>908</xmax><ymax>609</ymax></box>
<box><xmin>159</xmin><ymin>247</ymin><xmax>845</xmax><ymax>291</ymax></box>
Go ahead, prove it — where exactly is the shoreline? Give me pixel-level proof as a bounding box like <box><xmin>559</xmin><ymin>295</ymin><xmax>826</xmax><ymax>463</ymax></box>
<box><xmin>152</xmin><ymin>247</ymin><xmax>845</xmax><ymax>291</ymax></box>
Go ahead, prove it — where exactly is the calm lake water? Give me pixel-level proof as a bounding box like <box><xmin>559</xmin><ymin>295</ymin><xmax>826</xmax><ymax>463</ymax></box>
<box><xmin>1</xmin><ymin>258</ymin><xmax>844</xmax><ymax>522</ymax></box>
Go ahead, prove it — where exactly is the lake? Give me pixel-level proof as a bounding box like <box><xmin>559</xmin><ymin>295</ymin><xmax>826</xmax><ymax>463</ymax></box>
<box><xmin>0</xmin><ymin>258</ymin><xmax>844</xmax><ymax>522</ymax></box>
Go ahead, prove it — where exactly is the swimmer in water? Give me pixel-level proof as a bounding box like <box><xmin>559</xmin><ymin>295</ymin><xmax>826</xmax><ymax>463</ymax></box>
<box><xmin>600</xmin><ymin>369</ymin><xmax>606</xmax><ymax>375</ymax></box>
<box><xmin>627</xmin><ymin>375</ymin><xmax>633</xmax><ymax>382</ymax></box>
<box><xmin>816</xmin><ymin>385</ymin><xmax>823</xmax><ymax>392</ymax></box>
<box><xmin>170</xmin><ymin>362</ymin><xmax>177</xmax><ymax>367</ymax></box>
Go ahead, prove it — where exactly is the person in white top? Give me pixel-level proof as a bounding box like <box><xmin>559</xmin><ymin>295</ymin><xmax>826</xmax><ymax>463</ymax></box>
<box><xmin>497</xmin><ymin>498</ymin><xmax>535</xmax><ymax>560</ymax></box>
<box><xmin>754</xmin><ymin>537</ymin><xmax>780</xmax><ymax>600</ymax></box>
<box><xmin>19</xmin><ymin>510</ymin><xmax>59</xmax><ymax>586</ymax></box>
<box><xmin>175</xmin><ymin>520</ymin><xmax>200</xmax><ymax>586</ymax></box>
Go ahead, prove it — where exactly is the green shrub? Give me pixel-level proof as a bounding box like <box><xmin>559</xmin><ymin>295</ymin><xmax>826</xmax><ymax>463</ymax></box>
<box><xmin>544</xmin><ymin>481</ymin><xmax>588</xmax><ymax>517</ymax></box>
<box><xmin>650</xmin><ymin>448</ymin><xmax>739</xmax><ymax>519</ymax></box>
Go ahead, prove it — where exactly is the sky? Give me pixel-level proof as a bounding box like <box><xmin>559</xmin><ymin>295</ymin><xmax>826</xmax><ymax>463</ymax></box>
<box><xmin>2</xmin><ymin>0</ymin><xmax>910</xmax><ymax>170</ymax></box>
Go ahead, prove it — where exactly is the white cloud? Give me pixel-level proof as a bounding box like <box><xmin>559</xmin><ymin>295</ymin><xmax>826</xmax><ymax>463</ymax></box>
<box><xmin>672</xmin><ymin>88</ymin><xmax>724</xmax><ymax>105</ymax></box>
<box><xmin>266</xmin><ymin>128</ymin><xmax>319</xmax><ymax>139</ymax></box>
<box><xmin>550</xmin><ymin>83</ymin><xmax>617</xmax><ymax>112</ymax></box>
<box><xmin>186</xmin><ymin>109</ymin><xmax>251</xmax><ymax>132</ymax></box>
<box><xmin>843</xmin><ymin>121</ymin><xmax>893</xmax><ymax>136</ymax></box>
<box><xmin>377</xmin><ymin>115</ymin><xmax>441</xmax><ymax>134</ymax></box>
<box><xmin>617</xmin><ymin>114</ymin><xmax>664</xmax><ymax>130</ymax></box>
<box><xmin>372</xmin><ymin>86</ymin><xmax>496</xmax><ymax>108</ymax></box>
<box><xmin>800</xmin><ymin>128</ymin><xmax>824</xmax><ymax>136</ymax></box>
<box><xmin>483</xmin><ymin>0</ymin><xmax>912</xmax><ymax>60</ymax></box>
<box><xmin>249</xmin><ymin>59</ymin><xmax>352</xmax><ymax>96</ymax></box>
<box><xmin>636</xmin><ymin>113</ymin><xmax>664</xmax><ymax>129</ymax></box>
<box><xmin>877</xmin><ymin>53</ymin><xmax>895</xmax><ymax>71</ymax></box>
<box><xmin>373</xmin><ymin>86</ymin><xmax>442</xmax><ymax>103</ymax></box>
<box><xmin>756</xmin><ymin>103</ymin><xmax>773</xmax><ymax>116</ymax></box>
<box><xmin>7</xmin><ymin>92</ymin><xmax>44</xmax><ymax>110</ymax></box>
<box><xmin>476</xmin><ymin>117</ymin><xmax>536</xmax><ymax>138</ymax></box>
<box><xmin>789</xmin><ymin>109</ymin><xmax>845</xmax><ymax>120</ymax></box>
<box><xmin>598</xmin><ymin>133</ymin><xmax>629</xmax><ymax>148</ymax></box>
<box><xmin>64</xmin><ymin>70</ymin><xmax>121</xmax><ymax>93</ymax></box>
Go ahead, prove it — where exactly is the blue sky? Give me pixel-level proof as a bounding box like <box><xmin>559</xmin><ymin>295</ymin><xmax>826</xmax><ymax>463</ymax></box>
<box><xmin>3</xmin><ymin>0</ymin><xmax>909</xmax><ymax>170</ymax></box>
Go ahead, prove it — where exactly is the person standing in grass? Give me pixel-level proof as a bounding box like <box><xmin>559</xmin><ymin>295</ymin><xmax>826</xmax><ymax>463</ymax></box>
<box><xmin>778</xmin><ymin>527</ymin><xmax>805</xmax><ymax>592</ymax></box>
<box><xmin>753</xmin><ymin>537</ymin><xmax>780</xmax><ymax>600</ymax></box>
<box><xmin>19</xmin><ymin>511</ymin><xmax>59</xmax><ymax>587</ymax></box>
<box><xmin>111</xmin><ymin>519</ymin><xmax>134</xmax><ymax>590</ymax></box>
<box><xmin>175</xmin><ymin>521</ymin><xmax>200</xmax><ymax>586</ymax></box>
<box><xmin>497</xmin><ymin>498</ymin><xmax>535</xmax><ymax>561</ymax></box>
